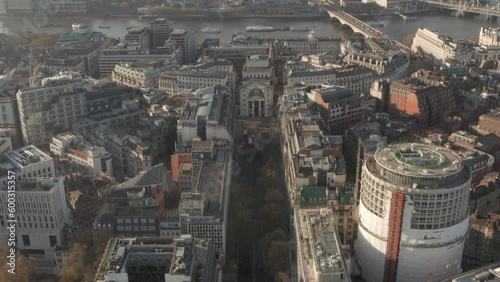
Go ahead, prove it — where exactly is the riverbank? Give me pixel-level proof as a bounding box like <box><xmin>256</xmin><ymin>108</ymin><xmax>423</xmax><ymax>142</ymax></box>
<box><xmin>137</xmin><ymin>13</ymin><xmax>328</xmax><ymax>21</ymax></box>
<box><xmin>0</xmin><ymin>12</ymin><xmax>329</xmax><ymax>21</ymax></box>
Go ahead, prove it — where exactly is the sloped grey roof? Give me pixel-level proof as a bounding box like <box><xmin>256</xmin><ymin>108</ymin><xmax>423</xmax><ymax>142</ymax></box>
<box><xmin>114</xmin><ymin>163</ymin><xmax>176</xmax><ymax>191</ymax></box>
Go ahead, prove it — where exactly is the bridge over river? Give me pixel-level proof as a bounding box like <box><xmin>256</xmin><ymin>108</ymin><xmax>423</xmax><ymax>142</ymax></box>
<box><xmin>322</xmin><ymin>3</ymin><xmax>410</xmax><ymax>51</ymax></box>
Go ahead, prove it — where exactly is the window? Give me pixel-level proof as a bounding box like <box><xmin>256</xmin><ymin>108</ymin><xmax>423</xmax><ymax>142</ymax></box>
<box><xmin>22</xmin><ymin>235</ymin><xmax>31</xmax><ymax>246</ymax></box>
<box><xmin>49</xmin><ymin>236</ymin><xmax>57</xmax><ymax>247</ymax></box>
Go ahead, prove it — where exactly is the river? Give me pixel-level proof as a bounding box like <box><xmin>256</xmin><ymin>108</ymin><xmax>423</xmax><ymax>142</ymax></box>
<box><xmin>0</xmin><ymin>12</ymin><xmax>498</xmax><ymax>45</ymax></box>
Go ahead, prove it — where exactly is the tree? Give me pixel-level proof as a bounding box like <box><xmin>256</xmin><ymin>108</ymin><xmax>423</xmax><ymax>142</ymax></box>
<box><xmin>55</xmin><ymin>243</ymin><xmax>94</xmax><ymax>282</ymax></box>
<box><xmin>261</xmin><ymin>190</ymin><xmax>287</xmax><ymax>233</ymax></box>
<box><xmin>274</xmin><ymin>271</ymin><xmax>291</xmax><ymax>282</ymax></box>
<box><xmin>70</xmin><ymin>228</ymin><xmax>94</xmax><ymax>246</ymax></box>
<box><xmin>266</xmin><ymin>241</ymin><xmax>289</xmax><ymax>276</ymax></box>
<box><xmin>28</xmin><ymin>34</ymin><xmax>60</xmax><ymax>48</ymax></box>
<box><xmin>0</xmin><ymin>246</ymin><xmax>35</xmax><ymax>282</ymax></box>
<box><xmin>233</xmin><ymin>201</ymin><xmax>257</xmax><ymax>251</ymax></box>
<box><xmin>262</xmin><ymin>228</ymin><xmax>288</xmax><ymax>251</ymax></box>
<box><xmin>402</xmin><ymin>33</ymin><xmax>415</xmax><ymax>48</ymax></box>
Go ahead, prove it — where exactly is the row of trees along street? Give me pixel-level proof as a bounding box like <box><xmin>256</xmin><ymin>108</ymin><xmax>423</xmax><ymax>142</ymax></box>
<box><xmin>228</xmin><ymin>128</ymin><xmax>291</xmax><ymax>282</ymax></box>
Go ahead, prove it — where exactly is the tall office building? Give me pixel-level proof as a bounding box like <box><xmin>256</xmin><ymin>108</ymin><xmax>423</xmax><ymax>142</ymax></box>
<box><xmin>0</xmin><ymin>88</ymin><xmax>22</xmax><ymax>148</ymax></box>
<box><xmin>355</xmin><ymin>143</ymin><xmax>471</xmax><ymax>282</ymax></box>
<box><xmin>412</xmin><ymin>28</ymin><xmax>474</xmax><ymax>61</ymax></box>
<box><xmin>95</xmin><ymin>235</ymin><xmax>217</xmax><ymax>282</ymax></box>
<box><xmin>16</xmin><ymin>75</ymin><xmax>88</xmax><ymax>147</ymax></box>
<box><xmin>150</xmin><ymin>18</ymin><xmax>174</xmax><ymax>49</ymax></box>
<box><xmin>178</xmin><ymin>143</ymin><xmax>232</xmax><ymax>255</ymax></box>
<box><xmin>0</xmin><ymin>145</ymin><xmax>55</xmax><ymax>185</ymax></box>
<box><xmin>124</xmin><ymin>26</ymin><xmax>151</xmax><ymax>50</ymax></box>
<box><xmin>479</xmin><ymin>27</ymin><xmax>500</xmax><ymax>47</ymax></box>
<box><xmin>0</xmin><ymin>178</ymin><xmax>71</xmax><ymax>273</ymax></box>
<box><xmin>170</xmin><ymin>29</ymin><xmax>196</xmax><ymax>64</ymax></box>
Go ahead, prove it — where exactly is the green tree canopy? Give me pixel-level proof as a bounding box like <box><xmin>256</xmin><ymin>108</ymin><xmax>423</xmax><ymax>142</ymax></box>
<box><xmin>266</xmin><ymin>241</ymin><xmax>289</xmax><ymax>276</ymax></box>
<box><xmin>262</xmin><ymin>228</ymin><xmax>288</xmax><ymax>253</ymax></box>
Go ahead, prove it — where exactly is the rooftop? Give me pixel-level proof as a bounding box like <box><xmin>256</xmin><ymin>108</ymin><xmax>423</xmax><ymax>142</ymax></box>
<box><xmin>53</xmin><ymin>132</ymin><xmax>80</xmax><ymax>143</ymax></box>
<box><xmin>193</xmin><ymin>153</ymin><xmax>226</xmax><ymax>216</ymax></box>
<box><xmin>450</xmin><ymin>131</ymin><xmax>478</xmax><ymax>143</ymax></box>
<box><xmin>294</xmin><ymin>123</ymin><xmax>337</xmax><ymax>151</ymax></box>
<box><xmin>348</xmin><ymin>122</ymin><xmax>384</xmax><ymax>143</ymax></box>
<box><xmin>161</xmin><ymin>69</ymin><xmax>227</xmax><ymax>79</ymax></box>
<box><xmin>374</xmin><ymin>143</ymin><xmax>463</xmax><ymax>177</ymax></box>
<box><xmin>248</xmin><ymin>55</ymin><xmax>269</xmax><ymax>60</ymax></box>
<box><xmin>126</xmin><ymin>26</ymin><xmax>149</xmax><ymax>33</ymax></box>
<box><xmin>297</xmin><ymin>209</ymin><xmax>347</xmax><ymax>281</ymax></box>
<box><xmin>179</xmin><ymin>163</ymin><xmax>193</xmax><ymax>174</ymax></box>
<box><xmin>114</xmin><ymin>206</ymin><xmax>160</xmax><ymax>217</ymax></box>
<box><xmin>171</xmin><ymin>29</ymin><xmax>189</xmax><ymax>35</ymax></box>
<box><xmin>337</xmin><ymin>187</ymin><xmax>354</xmax><ymax>206</ymax></box>
<box><xmin>2</xmin><ymin>178</ymin><xmax>62</xmax><ymax>192</ymax></box>
<box><xmin>179</xmin><ymin>193</ymin><xmax>205</xmax><ymax>210</ymax></box>
<box><xmin>116</xmin><ymin>59</ymin><xmax>175</xmax><ymax>70</ymax></box>
<box><xmin>96</xmin><ymin>235</ymin><xmax>211</xmax><ymax>281</ymax></box>
<box><xmin>300</xmin><ymin>186</ymin><xmax>328</xmax><ymax>207</ymax></box>
<box><xmin>312</xmin><ymin>85</ymin><xmax>354</xmax><ymax>103</ymax></box>
<box><xmin>446</xmin><ymin>259</ymin><xmax>500</xmax><ymax>282</ymax></box>
<box><xmin>179</xmin><ymin>86</ymin><xmax>232</xmax><ymax>130</ymax></box>
<box><xmin>483</xmin><ymin>109</ymin><xmax>500</xmax><ymax>120</ymax></box>
<box><xmin>192</xmin><ymin>59</ymin><xmax>233</xmax><ymax>69</ymax></box>
<box><xmin>470</xmin><ymin>213</ymin><xmax>500</xmax><ymax>230</ymax></box>
<box><xmin>113</xmin><ymin>163</ymin><xmax>175</xmax><ymax>192</ymax></box>
<box><xmin>288</xmin><ymin>68</ymin><xmax>336</xmax><ymax>78</ymax></box>
<box><xmin>2</xmin><ymin>145</ymin><xmax>52</xmax><ymax>169</ymax></box>
<box><xmin>58</xmin><ymin>30</ymin><xmax>103</xmax><ymax>42</ymax></box>
<box><xmin>192</xmin><ymin>140</ymin><xmax>214</xmax><ymax>152</ymax></box>
<box><xmin>475</xmin><ymin>134</ymin><xmax>500</xmax><ymax>153</ymax></box>
<box><xmin>151</xmin><ymin>18</ymin><xmax>172</xmax><ymax>23</ymax></box>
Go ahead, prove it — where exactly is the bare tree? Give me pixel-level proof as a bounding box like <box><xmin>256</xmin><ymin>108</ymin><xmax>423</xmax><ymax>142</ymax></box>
<box><xmin>56</xmin><ymin>243</ymin><xmax>94</xmax><ymax>282</ymax></box>
<box><xmin>0</xmin><ymin>246</ymin><xmax>35</xmax><ymax>282</ymax></box>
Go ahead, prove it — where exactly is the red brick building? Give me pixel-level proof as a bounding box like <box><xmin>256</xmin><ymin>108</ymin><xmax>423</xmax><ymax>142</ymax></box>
<box><xmin>170</xmin><ymin>153</ymin><xmax>192</xmax><ymax>182</ymax></box>
<box><xmin>309</xmin><ymin>84</ymin><xmax>364</xmax><ymax>135</ymax></box>
<box><xmin>387</xmin><ymin>81</ymin><xmax>456</xmax><ymax>129</ymax></box>
<box><xmin>371</xmin><ymin>78</ymin><xmax>456</xmax><ymax>129</ymax></box>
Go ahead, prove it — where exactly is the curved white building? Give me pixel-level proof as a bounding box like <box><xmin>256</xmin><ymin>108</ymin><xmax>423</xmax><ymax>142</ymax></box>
<box><xmin>356</xmin><ymin>143</ymin><xmax>471</xmax><ymax>282</ymax></box>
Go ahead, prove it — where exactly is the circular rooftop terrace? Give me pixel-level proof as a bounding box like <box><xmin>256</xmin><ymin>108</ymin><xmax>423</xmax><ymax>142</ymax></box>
<box><xmin>394</xmin><ymin>147</ymin><xmax>446</xmax><ymax>168</ymax></box>
<box><xmin>374</xmin><ymin>143</ymin><xmax>463</xmax><ymax>177</ymax></box>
